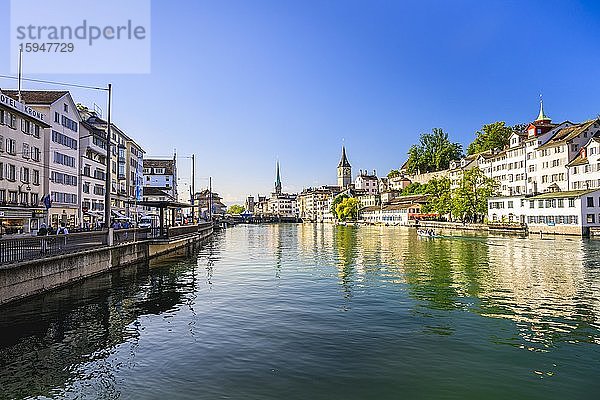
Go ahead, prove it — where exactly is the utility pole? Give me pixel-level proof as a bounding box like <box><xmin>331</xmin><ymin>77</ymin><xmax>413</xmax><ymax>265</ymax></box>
<box><xmin>104</xmin><ymin>83</ymin><xmax>112</xmax><ymax>227</ymax></box>
<box><xmin>17</xmin><ymin>47</ymin><xmax>23</xmax><ymax>103</ymax></box>
<box><xmin>191</xmin><ymin>153</ymin><xmax>195</xmax><ymax>223</ymax></box>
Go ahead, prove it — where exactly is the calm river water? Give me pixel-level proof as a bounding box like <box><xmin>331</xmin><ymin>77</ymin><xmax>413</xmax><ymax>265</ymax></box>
<box><xmin>1</xmin><ymin>224</ymin><xmax>600</xmax><ymax>399</ymax></box>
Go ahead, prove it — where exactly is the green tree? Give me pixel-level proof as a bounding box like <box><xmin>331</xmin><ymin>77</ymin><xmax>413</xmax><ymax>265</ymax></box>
<box><xmin>387</xmin><ymin>169</ymin><xmax>401</xmax><ymax>178</ymax></box>
<box><xmin>331</xmin><ymin>194</ymin><xmax>349</xmax><ymax>217</ymax></box>
<box><xmin>451</xmin><ymin>168</ymin><xmax>498</xmax><ymax>223</ymax></box>
<box><xmin>227</xmin><ymin>204</ymin><xmax>245</xmax><ymax>214</ymax></box>
<box><xmin>422</xmin><ymin>177</ymin><xmax>452</xmax><ymax>215</ymax></box>
<box><xmin>467</xmin><ymin>121</ymin><xmax>513</xmax><ymax>155</ymax></box>
<box><xmin>335</xmin><ymin>197</ymin><xmax>359</xmax><ymax>221</ymax></box>
<box><xmin>406</xmin><ymin>128</ymin><xmax>463</xmax><ymax>174</ymax></box>
<box><xmin>400</xmin><ymin>182</ymin><xmax>426</xmax><ymax>196</ymax></box>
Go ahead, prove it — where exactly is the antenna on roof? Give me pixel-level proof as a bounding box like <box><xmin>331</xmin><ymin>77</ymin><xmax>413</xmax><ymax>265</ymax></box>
<box><xmin>17</xmin><ymin>47</ymin><xmax>23</xmax><ymax>103</ymax></box>
<box><xmin>93</xmin><ymin>102</ymin><xmax>103</xmax><ymax>117</ymax></box>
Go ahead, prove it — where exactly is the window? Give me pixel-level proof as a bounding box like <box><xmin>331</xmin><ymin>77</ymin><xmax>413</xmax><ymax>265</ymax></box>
<box><xmin>54</xmin><ymin>112</ymin><xmax>60</xmax><ymax>123</ymax></box>
<box><xmin>33</xmin><ymin>124</ymin><xmax>40</xmax><ymax>138</ymax></box>
<box><xmin>5</xmin><ymin>163</ymin><xmax>16</xmax><ymax>181</ymax></box>
<box><xmin>529</xmin><ymin>200</ymin><xmax>535</xmax><ymax>208</ymax></box>
<box><xmin>53</xmin><ymin>152</ymin><xmax>75</xmax><ymax>167</ymax></box>
<box><xmin>21</xmin><ymin>119</ymin><xmax>32</xmax><ymax>134</ymax></box>
<box><xmin>51</xmin><ymin>171</ymin><xmax>78</xmax><ymax>186</ymax></box>
<box><xmin>0</xmin><ymin>162</ymin><xmax>3</xmax><ymax>180</ymax></box>
<box><xmin>508</xmin><ymin>201</ymin><xmax>513</xmax><ymax>209</ymax></box>
<box><xmin>83</xmin><ymin>182</ymin><xmax>90</xmax><ymax>193</ymax></box>
<box><xmin>51</xmin><ymin>191</ymin><xmax>77</xmax><ymax>204</ymax></box>
<box><xmin>558</xmin><ymin>198</ymin><xmax>564</xmax><ymax>208</ymax></box>
<box><xmin>569</xmin><ymin>198</ymin><xmax>575</xmax><ymax>207</ymax></box>
<box><xmin>31</xmin><ymin>147</ymin><xmax>40</xmax><ymax>162</ymax></box>
<box><xmin>587</xmin><ymin>214</ymin><xmax>595</xmax><ymax>224</ymax></box>
<box><xmin>31</xmin><ymin>193</ymin><xmax>38</xmax><ymax>205</ymax></box>
<box><xmin>8</xmin><ymin>191</ymin><xmax>17</xmax><ymax>204</ymax></box>
<box><xmin>64</xmin><ymin>103</ymin><xmax>68</xmax><ymax>112</ymax></box>
<box><xmin>22</xmin><ymin>143</ymin><xmax>30</xmax><ymax>159</ymax></box>
<box><xmin>538</xmin><ymin>200</ymin><xmax>544</xmax><ymax>208</ymax></box>
<box><xmin>587</xmin><ymin>197</ymin><xmax>594</xmax><ymax>207</ymax></box>
<box><xmin>8</xmin><ymin>113</ymin><xmax>16</xmax><ymax>129</ymax></box>
<box><xmin>61</xmin><ymin>115</ymin><xmax>78</xmax><ymax>132</ymax></box>
<box><xmin>6</xmin><ymin>138</ymin><xmax>16</xmax><ymax>155</ymax></box>
<box><xmin>19</xmin><ymin>192</ymin><xmax>28</xmax><ymax>205</ymax></box>
<box><xmin>51</xmin><ymin>130</ymin><xmax>78</xmax><ymax>149</ymax></box>
<box><xmin>20</xmin><ymin>167</ymin><xmax>29</xmax><ymax>183</ymax></box>
<box><xmin>32</xmin><ymin>169</ymin><xmax>40</xmax><ymax>185</ymax></box>
<box><xmin>0</xmin><ymin>135</ymin><xmax>3</xmax><ymax>152</ymax></box>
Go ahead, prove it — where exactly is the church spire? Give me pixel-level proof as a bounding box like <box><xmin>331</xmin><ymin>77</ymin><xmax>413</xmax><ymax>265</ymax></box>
<box><xmin>338</xmin><ymin>145</ymin><xmax>351</xmax><ymax>168</ymax></box>
<box><xmin>275</xmin><ymin>160</ymin><xmax>282</xmax><ymax>195</ymax></box>
<box><xmin>536</xmin><ymin>95</ymin><xmax>550</xmax><ymax>122</ymax></box>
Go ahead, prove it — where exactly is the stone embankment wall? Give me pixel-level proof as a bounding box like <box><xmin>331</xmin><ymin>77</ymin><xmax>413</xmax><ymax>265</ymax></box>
<box><xmin>0</xmin><ymin>227</ymin><xmax>213</xmax><ymax>306</ymax></box>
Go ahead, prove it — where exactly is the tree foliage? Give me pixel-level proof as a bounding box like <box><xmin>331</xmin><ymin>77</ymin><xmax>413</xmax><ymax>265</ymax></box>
<box><xmin>467</xmin><ymin>121</ymin><xmax>514</xmax><ymax>155</ymax></box>
<box><xmin>387</xmin><ymin>169</ymin><xmax>401</xmax><ymax>178</ymax></box>
<box><xmin>422</xmin><ymin>177</ymin><xmax>452</xmax><ymax>215</ymax></box>
<box><xmin>331</xmin><ymin>194</ymin><xmax>349</xmax><ymax>217</ymax></box>
<box><xmin>406</xmin><ymin>128</ymin><xmax>463</xmax><ymax>174</ymax></box>
<box><xmin>227</xmin><ymin>204</ymin><xmax>245</xmax><ymax>214</ymax></box>
<box><xmin>451</xmin><ymin>168</ymin><xmax>499</xmax><ymax>223</ymax></box>
<box><xmin>401</xmin><ymin>182</ymin><xmax>427</xmax><ymax>196</ymax></box>
<box><xmin>335</xmin><ymin>197</ymin><xmax>359</xmax><ymax>221</ymax></box>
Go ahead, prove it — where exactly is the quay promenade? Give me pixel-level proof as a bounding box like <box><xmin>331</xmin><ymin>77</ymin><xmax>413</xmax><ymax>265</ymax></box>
<box><xmin>0</xmin><ymin>223</ymin><xmax>213</xmax><ymax>305</ymax></box>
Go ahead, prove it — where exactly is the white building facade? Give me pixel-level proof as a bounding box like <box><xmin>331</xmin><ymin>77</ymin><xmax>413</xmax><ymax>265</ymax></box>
<box><xmin>354</xmin><ymin>170</ymin><xmax>379</xmax><ymax>195</ymax></box>
<box><xmin>5</xmin><ymin>90</ymin><xmax>82</xmax><ymax>228</ymax></box>
<box><xmin>79</xmin><ymin>109</ymin><xmax>108</xmax><ymax>227</ymax></box>
<box><xmin>0</xmin><ymin>90</ymin><xmax>50</xmax><ymax>234</ymax></box>
<box><xmin>488</xmin><ymin>189</ymin><xmax>600</xmax><ymax>236</ymax></box>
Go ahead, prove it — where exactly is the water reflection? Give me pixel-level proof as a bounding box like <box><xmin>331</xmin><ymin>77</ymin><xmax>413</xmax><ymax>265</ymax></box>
<box><xmin>0</xmin><ymin>238</ymin><xmax>222</xmax><ymax>399</ymax></box>
<box><xmin>317</xmin><ymin>225</ymin><xmax>600</xmax><ymax>348</ymax></box>
<box><xmin>2</xmin><ymin>224</ymin><xmax>600</xmax><ymax>399</ymax></box>
<box><xmin>480</xmin><ymin>237</ymin><xmax>600</xmax><ymax>348</ymax></box>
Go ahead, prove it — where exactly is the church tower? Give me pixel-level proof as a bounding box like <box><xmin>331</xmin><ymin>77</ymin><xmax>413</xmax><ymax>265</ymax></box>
<box><xmin>337</xmin><ymin>146</ymin><xmax>352</xmax><ymax>188</ymax></box>
<box><xmin>275</xmin><ymin>161</ymin><xmax>282</xmax><ymax>195</ymax></box>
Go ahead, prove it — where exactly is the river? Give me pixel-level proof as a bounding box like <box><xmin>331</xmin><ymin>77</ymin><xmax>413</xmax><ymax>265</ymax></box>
<box><xmin>1</xmin><ymin>223</ymin><xmax>600</xmax><ymax>399</ymax></box>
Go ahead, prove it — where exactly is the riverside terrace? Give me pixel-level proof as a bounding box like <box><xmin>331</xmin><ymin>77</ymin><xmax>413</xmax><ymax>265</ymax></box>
<box><xmin>0</xmin><ymin>204</ymin><xmax>214</xmax><ymax>305</ymax></box>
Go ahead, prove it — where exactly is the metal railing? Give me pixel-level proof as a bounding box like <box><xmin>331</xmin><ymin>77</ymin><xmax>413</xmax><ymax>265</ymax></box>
<box><xmin>0</xmin><ymin>231</ymin><xmax>108</xmax><ymax>265</ymax></box>
<box><xmin>112</xmin><ymin>227</ymin><xmax>151</xmax><ymax>245</ymax></box>
<box><xmin>0</xmin><ymin>223</ymin><xmax>214</xmax><ymax>266</ymax></box>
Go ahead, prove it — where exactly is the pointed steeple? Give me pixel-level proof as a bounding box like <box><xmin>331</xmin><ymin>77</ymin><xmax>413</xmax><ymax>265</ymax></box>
<box><xmin>536</xmin><ymin>95</ymin><xmax>551</xmax><ymax>122</ymax></box>
<box><xmin>338</xmin><ymin>146</ymin><xmax>351</xmax><ymax>168</ymax></box>
<box><xmin>275</xmin><ymin>160</ymin><xmax>282</xmax><ymax>194</ymax></box>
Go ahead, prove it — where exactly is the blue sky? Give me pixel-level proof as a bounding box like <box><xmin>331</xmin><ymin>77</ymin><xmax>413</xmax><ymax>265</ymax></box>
<box><xmin>2</xmin><ymin>0</ymin><xmax>600</xmax><ymax>204</ymax></box>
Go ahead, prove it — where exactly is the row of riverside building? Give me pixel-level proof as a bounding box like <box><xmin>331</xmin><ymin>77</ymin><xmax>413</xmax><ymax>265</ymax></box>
<box><xmin>244</xmin><ymin>100</ymin><xmax>600</xmax><ymax>236</ymax></box>
<box><xmin>0</xmin><ymin>88</ymin><xmax>186</xmax><ymax>235</ymax></box>
<box><xmin>245</xmin><ymin>146</ymin><xmax>425</xmax><ymax>225</ymax></box>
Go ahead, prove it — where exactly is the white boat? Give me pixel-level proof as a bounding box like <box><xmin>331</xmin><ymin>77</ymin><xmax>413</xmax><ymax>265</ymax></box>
<box><xmin>417</xmin><ymin>229</ymin><xmax>439</xmax><ymax>238</ymax></box>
